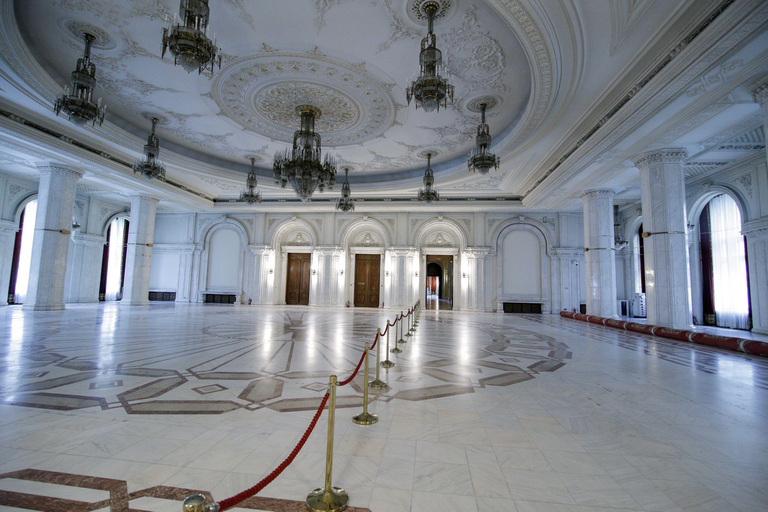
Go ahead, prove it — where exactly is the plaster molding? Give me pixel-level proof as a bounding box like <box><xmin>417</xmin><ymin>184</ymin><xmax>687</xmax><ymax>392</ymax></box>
<box><xmin>580</xmin><ymin>189</ymin><xmax>616</xmax><ymax>200</ymax></box>
<box><xmin>633</xmin><ymin>148</ymin><xmax>688</xmax><ymax>169</ymax></box>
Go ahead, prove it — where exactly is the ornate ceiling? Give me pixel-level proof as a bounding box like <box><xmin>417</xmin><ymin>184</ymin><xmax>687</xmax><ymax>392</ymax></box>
<box><xmin>0</xmin><ymin>0</ymin><xmax>766</xmax><ymax>209</ymax></box>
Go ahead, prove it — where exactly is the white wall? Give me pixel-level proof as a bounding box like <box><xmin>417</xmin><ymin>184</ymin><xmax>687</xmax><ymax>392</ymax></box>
<box><xmin>501</xmin><ymin>230</ymin><xmax>541</xmax><ymax>297</ymax></box>
<box><xmin>206</xmin><ymin>228</ymin><xmax>242</xmax><ymax>290</ymax></box>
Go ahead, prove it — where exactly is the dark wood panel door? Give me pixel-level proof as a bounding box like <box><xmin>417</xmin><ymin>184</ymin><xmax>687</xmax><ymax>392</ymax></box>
<box><xmin>286</xmin><ymin>253</ymin><xmax>311</xmax><ymax>305</ymax></box>
<box><xmin>354</xmin><ymin>254</ymin><xmax>381</xmax><ymax>308</ymax></box>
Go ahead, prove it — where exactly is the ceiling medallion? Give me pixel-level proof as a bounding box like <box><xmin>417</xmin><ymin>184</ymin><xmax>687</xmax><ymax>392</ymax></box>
<box><xmin>133</xmin><ymin>117</ymin><xmax>165</xmax><ymax>180</ymax></box>
<box><xmin>406</xmin><ymin>1</ymin><xmax>455</xmax><ymax>112</ymax></box>
<box><xmin>336</xmin><ymin>167</ymin><xmax>355</xmax><ymax>213</ymax></box>
<box><xmin>54</xmin><ymin>33</ymin><xmax>107</xmax><ymax>127</ymax></box>
<box><xmin>161</xmin><ymin>0</ymin><xmax>222</xmax><ymax>74</ymax></box>
<box><xmin>239</xmin><ymin>157</ymin><xmax>262</xmax><ymax>204</ymax></box>
<box><xmin>467</xmin><ymin>102</ymin><xmax>499</xmax><ymax>175</ymax></box>
<box><xmin>273</xmin><ymin>106</ymin><xmax>337</xmax><ymax>202</ymax></box>
<box><xmin>212</xmin><ymin>52</ymin><xmax>396</xmax><ymax>146</ymax></box>
<box><xmin>59</xmin><ymin>19</ymin><xmax>116</xmax><ymax>50</ymax></box>
<box><xmin>417</xmin><ymin>152</ymin><xmax>440</xmax><ymax>204</ymax></box>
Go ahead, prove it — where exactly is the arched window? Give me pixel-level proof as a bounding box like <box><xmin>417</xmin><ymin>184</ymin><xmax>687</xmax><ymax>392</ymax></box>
<box><xmin>9</xmin><ymin>200</ymin><xmax>38</xmax><ymax>304</ymax></box>
<box><xmin>103</xmin><ymin>217</ymin><xmax>128</xmax><ymax>301</ymax></box>
<box><xmin>699</xmin><ymin>194</ymin><xmax>750</xmax><ymax>329</ymax></box>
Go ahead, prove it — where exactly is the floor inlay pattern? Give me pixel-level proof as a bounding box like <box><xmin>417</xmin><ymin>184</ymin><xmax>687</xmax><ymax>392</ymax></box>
<box><xmin>1</xmin><ymin>304</ymin><xmax>767</xmax><ymax>511</ymax></box>
<box><xmin>0</xmin><ymin>306</ymin><xmax>570</xmax><ymax>415</ymax></box>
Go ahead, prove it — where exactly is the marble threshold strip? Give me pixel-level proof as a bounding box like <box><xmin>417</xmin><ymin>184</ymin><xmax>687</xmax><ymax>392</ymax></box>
<box><xmin>560</xmin><ymin>311</ymin><xmax>768</xmax><ymax>357</ymax></box>
<box><xmin>185</xmin><ymin>302</ymin><xmax>420</xmax><ymax>512</ymax></box>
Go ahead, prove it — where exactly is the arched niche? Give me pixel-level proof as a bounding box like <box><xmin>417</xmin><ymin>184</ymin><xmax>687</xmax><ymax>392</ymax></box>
<box><xmin>493</xmin><ymin>220</ymin><xmax>552</xmax><ymax>313</ymax></box>
<box><xmin>198</xmin><ymin>218</ymin><xmax>248</xmax><ymax>303</ymax></box>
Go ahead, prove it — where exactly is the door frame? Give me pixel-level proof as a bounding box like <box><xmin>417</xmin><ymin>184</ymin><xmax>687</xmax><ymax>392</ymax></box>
<box><xmin>280</xmin><ymin>246</ymin><xmax>313</xmax><ymax>305</ymax></box>
<box><xmin>420</xmin><ymin>248</ymin><xmax>460</xmax><ymax>310</ymax></box>
<box><xmin>347</xmin><ymin>246</ymin><xmax>385</xmax><ymax>308</ymax></box>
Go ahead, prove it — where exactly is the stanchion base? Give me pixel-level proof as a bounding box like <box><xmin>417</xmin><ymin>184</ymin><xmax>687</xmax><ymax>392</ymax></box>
<box><xmin>352</xmin><ymin>411</ymin><xmax>378</xmax><ymax>425</ymax></box>
<box><xmin>390</xmin><ymin>347</ymin><xmax>402</xmax><ymax>353</ymax></box>
<box><xmin>405</xmin><ymin>332</ymin><xmax>412</xmax><ymax>337</ymax></box>
<box><xmin>369</xmin><ymin>378</ymin><xmax>388</xmax><ymax>389</ymax></box>
<box><xmin>397</xmin><ymin>338</ymin><xmax>406</xmax><ymax>344</ymax></box>
<box><xmin>381</xmin><ymin>360</ymin><xmax>395</xmax><ymax>368</ymax></box>
<box><xmin>306</xmin><ymin>487</ymin><xmax>349</xmax><ymax>512</ymax></box>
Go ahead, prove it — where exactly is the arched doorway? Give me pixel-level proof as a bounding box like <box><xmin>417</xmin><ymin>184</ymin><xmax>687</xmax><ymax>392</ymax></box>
<box><xmin>426</xmin><ymin>256</ymin><xmax>453</xmax><ymax>310</ymax></box>
<box><xmin>7</xmin><ymin>199</ymin><xmax>37</xmax><ymax>305</ymax></box>
<box><xmin>698</xmin><ymin>194</ymin><xmax>750</xmax><ymax>329</ymax></box>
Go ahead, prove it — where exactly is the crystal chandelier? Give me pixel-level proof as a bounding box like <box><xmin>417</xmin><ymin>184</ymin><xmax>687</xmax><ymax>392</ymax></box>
<box><xmin>417</xmin><ymin>153</ymin><xmax>440</xmax><ymax>204</ymax></box>
<box><xmin>405</xmin><ymin>1</ymin><xmax>454</xmax><ymax>112</ymax></box>
<box><xmin>467</xmin><ymin>103</ymin><xmax>499</xmax><ymax>174</ymax></box>
<box><xmin>614</xmin><ymin>205</ymin><xmax>629</xmax><ymax>250</ymax></box>
<box><xmin>240</xmin><ymin>157</ymin><xmax>262</xmax><ymax>204</ymax></box>
<box><xmin>273</xmin><ymin>106</ymin><xmax>337</xmax><ymax>202</ymax></box>
<box><xmin>133</xmin><ymin>117</ymin><xmax>166</xmax><ymax>180</ymax></box>
<box><xmin>54</xmin><ymin>33</ymin><xmax>106</xmax><ymax>127</ymax></box>
<box><xmin>162</xmin><ymin>0</ymin><xmax>221</xmax><ymax>74</ymax></box>
<box><xmin>336</xmin><ymin>167</ymin><xmax>355</xmax><ymax>213</ymax></box>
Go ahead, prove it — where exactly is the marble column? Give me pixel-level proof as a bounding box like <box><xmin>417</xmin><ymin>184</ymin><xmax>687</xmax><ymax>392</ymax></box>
<box><xmin>0</xmin><ymin>220</ymin><xmax>17</xmax><ymax>306</ymax></box>
<box><xmin>634</xmin><ymin>149</ymin><xmax>692</xmax><ymax>329</ymax></box>
<box><xmin>581</xmin><ymin>189</ymin><xmax>617</xmax><ymax>318</ymax></box>
<box><xmin>65</xmin><ymin>233</ymin><xmax>105</xmax><ymax>303</ymax></box>
<box><xmin>23</xmin><ymin>165</ymin><xmax>82</xmax><ymax>311</ymax></box>
<box><xmin>122</xmin><ymin>195</ymin><xmax>159</xmax><ymax>306</ymax></box>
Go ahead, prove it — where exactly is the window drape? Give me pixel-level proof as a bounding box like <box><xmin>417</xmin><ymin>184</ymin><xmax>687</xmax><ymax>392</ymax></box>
<box><xmin>105</xmin><ymin>218</ymin><xmax>126</xmax><ymax>301</ymax></box>
<box><xmin>709</xmin><ymin>194</ymin><xmax>749</xmax><ymax>330</ymax></box>
<box><xmin>14</xmin><ymin>200</ymin><xmax>38</xmax><ymax>304</ymax></box>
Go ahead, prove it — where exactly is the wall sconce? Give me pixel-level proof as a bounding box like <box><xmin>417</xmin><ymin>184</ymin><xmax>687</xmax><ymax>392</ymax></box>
<box><xmin>269</xmin><ymin>268</ymin><xmax>273</xmax><ymax>274</ymax></box>
<box><xmin>339</xmin><ymin>270</ymin><xmax>344</xmax><ymax>275</ymax></box>
<box><xmin>385</xmin><ymin>271</ymin><xmax>390</xmax><ymax>277</ymax></box>
<box><xmin>414</xmin><ymin>271</ymin><xmax>419</xmax><ymax>277</ymax></box>
<box><xmin>312</xmin><ymin>269</ymin><xmax>317</xmax><ymax>275</ymax></box>
<box><xmin>462</xmin><ymin>272</ymin><xmax>467</xmax><ymax>278</ymax></box>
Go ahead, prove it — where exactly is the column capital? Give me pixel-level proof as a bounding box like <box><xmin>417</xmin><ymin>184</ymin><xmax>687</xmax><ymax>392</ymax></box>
<box><xmin>36</xmin><ymin>163</ymin><xmax>83</xmax><ymax>180</ymax></box>
<box><xmin>579</xmin><ymin>189</ymin><xmax>616</xmax><ymax>200</ymax></box>
<box><xmin>742</xmin><ymin>216</ymin><xmax>768</xmax><ymax>241</ymax></box>
<box><xmin>129</xmin><ymin>194</ymin><xmax>160</xmax><ymax>204</ymax></box>
<box><xmin>633</xmin><ymin>148</ymin><xmax>688</xmax><ymax>169</ymax></box>
<box><xmin>751</xmin><ymin>80</ymin><xmax>768</xmax><ymax>105</ymax></box>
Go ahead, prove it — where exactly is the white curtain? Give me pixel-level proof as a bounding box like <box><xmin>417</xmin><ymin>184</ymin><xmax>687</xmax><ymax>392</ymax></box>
<box><xmin>14</xmin><ymin>200</ymin><xmax>38</xmax><ymax>304</ymax></box>
<box><xmin>105</xmin><ymin>218</ymin><xmax>126</xmax><ymax>301</ymax></box>
<box><xmin>709</xmin><ymin>194</ymin><xmax>750</xmax><ymax>330</ymax></box>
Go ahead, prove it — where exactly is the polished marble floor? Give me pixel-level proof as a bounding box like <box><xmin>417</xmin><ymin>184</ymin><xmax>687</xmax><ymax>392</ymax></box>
<box><xmin>1</xmin><ymin>303</ymin><xmax>767</xmax><ymax>511</ymax></box>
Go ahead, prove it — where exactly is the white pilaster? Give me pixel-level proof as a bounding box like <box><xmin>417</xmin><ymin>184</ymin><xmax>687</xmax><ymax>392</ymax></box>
<box><xmin>752</xmin><ymin>82</ymin><xmax>768</xmax><ymax>170</ymax></box>
<box><xmin>0</xmin><ymin>220</ymin><xmax>17</xmax><ymax>306</ymax></box>
<box><xmin>743</xmin><ymin>217</ymin><xmax>768</xmax><ymax>335</ymax></box>
<box><xmin>464</xmin><ymin>248</ymin><xmax>494</xmax><ymax>312</ymax></box>
<box><xmin>64</xmin><ymin>233</ymin><xmax>105</xmax><ymax>303</ymax></box>
<box><xmin>581</xmin><ymin>189</ymin><xmax>617</xmax><ymax>318</ymax></box>
<box><xmin>122</xmin><ymin>195</ymin><xmax>159</xmax><ymax>306</ymax></box>
<box><xmin>551</xmin><ymin>248</ymin><xmax>583</xmax><ymax>313</ymax></box>
<box><xmin>635</xmin><ymin>149</ymin><xmax>692</xmax><ymax>329</ymax></box>
<box><xmin>23</xmin><ymin>165</ymin><xmax>82</xmax><ymax>311</ymax></box>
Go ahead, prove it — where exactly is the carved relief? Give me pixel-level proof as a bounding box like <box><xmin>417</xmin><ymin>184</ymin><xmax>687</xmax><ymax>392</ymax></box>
<box><xmin>736</xmin><ymin>174</ymin><xmax>753</xmax><ymax>199</ymax></box>
<box><xmin>428</xmin><ymin>232</ymin><xmax>453</xmax><ymax>247</ymax></box>
<box><xmin>357</xmin><ymin>232</ymin><xmax>379</xmax><ymax>247</ymax></box>
<box><xmin>284</xmin><ymin>232</ymin><xmax>311</xmax><ymax>246</ymax></box>
<box><xmin>685</xmin><ymin>58</ymin><xmax>744</xmax><ymax>97</ymax></box>
<box><xmin>212</xmin><ymin>52</ymin><xmax>396</xmax><ymax>146</ymax></box>
<box><xmin>443</xmin><ymin>6</ymin><xmax>506</xmax><ymax>94</ymax></box>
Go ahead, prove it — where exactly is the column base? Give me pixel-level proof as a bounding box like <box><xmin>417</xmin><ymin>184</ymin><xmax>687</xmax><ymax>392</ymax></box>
<box><xmin>121</xmin><ymin>300</ymin><xmax>151</xmax><ymax>307</ymax></box>
<box><xmin>22</xmin><ymin>304</ymin><xmax>66</xmax><ymax>311</ymax></box>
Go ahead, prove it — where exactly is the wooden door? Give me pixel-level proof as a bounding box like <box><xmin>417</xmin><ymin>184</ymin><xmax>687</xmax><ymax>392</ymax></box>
<box><xmin>354</xmin><ymin>254</ymin><xmax>381</xmax><ymax>308</ymax></box>
<box><xmin>286</xmin><ymin>253</ymin><xmax>311</xmax><ymax>305</ymax></box>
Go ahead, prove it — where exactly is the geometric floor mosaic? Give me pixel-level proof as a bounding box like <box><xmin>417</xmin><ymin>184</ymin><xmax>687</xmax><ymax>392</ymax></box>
<box><xmin>0</xmin><ymin>305</ymin><xmax>570</xmax><ymax>415</ymax></box>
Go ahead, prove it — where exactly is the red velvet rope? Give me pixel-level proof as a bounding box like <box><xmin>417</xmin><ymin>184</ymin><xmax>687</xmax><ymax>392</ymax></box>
<box><xmin>338</xmin><ymin>349</ymin><xmax>367</xmax><ymax>386</ymax></box>
<box><xmin>370</xmin><ymin>332</ymin><xmax>379</xmax><ymax>350</ymax></box>
<box><xmin>218</xmin><ymin>391</ymin><xmax>330</xmax><ymax>511</ymax></box>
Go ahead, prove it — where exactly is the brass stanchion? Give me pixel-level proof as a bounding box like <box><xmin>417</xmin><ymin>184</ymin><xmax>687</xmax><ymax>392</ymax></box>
<box><xmin>391</xmin><ymin>314</ymin><xmax>403</xmax><ymax>353</ymax></box>
<box><xmin>381</xmin><ymin>321</ymin><xmax>395</xmax><ymax>367</ymax></box>
<box><xmin>307</xmin><ymin>375</ymin><xmax>349</xmax><ymax>512</ymax></box>
<box><xmin>405</xmin><ymin>307</ymin><xmax>413</xmax><ymax>336</ymax></box>
<box><xmin>370</xmin><ymin>328</ymin><xmax>388</xmax><ymax>388</ymax></box>
<box><xmin>183</xmin><ymin>494</ymin><xmax>219</xmax><ymax>512</ymax></box>
<box><xmin>397</xmin><ymin>311</ymin><xmax>406</xmax><ymax>344</ymax></box>
<box><xmin>352</xmin><ymin>343</ymin><xmax>378</xmax><ymax>425</ymax></box>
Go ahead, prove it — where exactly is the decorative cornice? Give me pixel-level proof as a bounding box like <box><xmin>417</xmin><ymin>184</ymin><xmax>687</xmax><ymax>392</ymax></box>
<box><xmin>579</xmin><ymin>189</ymin><xmax>616</xmax><ymax>200</ymax></box>
<box><xmin>633</xmin><ymin>148</ymin><xmax>689</xmax><ymax>169</ymax></box>
<box><xmin>524</xmin><ymin>0</ymin><xmax>737</xmax><ymax>197</ymax></box>
<box><xmin>742</xmin><ymin>216</ymin><xmax>768</xmax><ymax>241</ymax></box>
